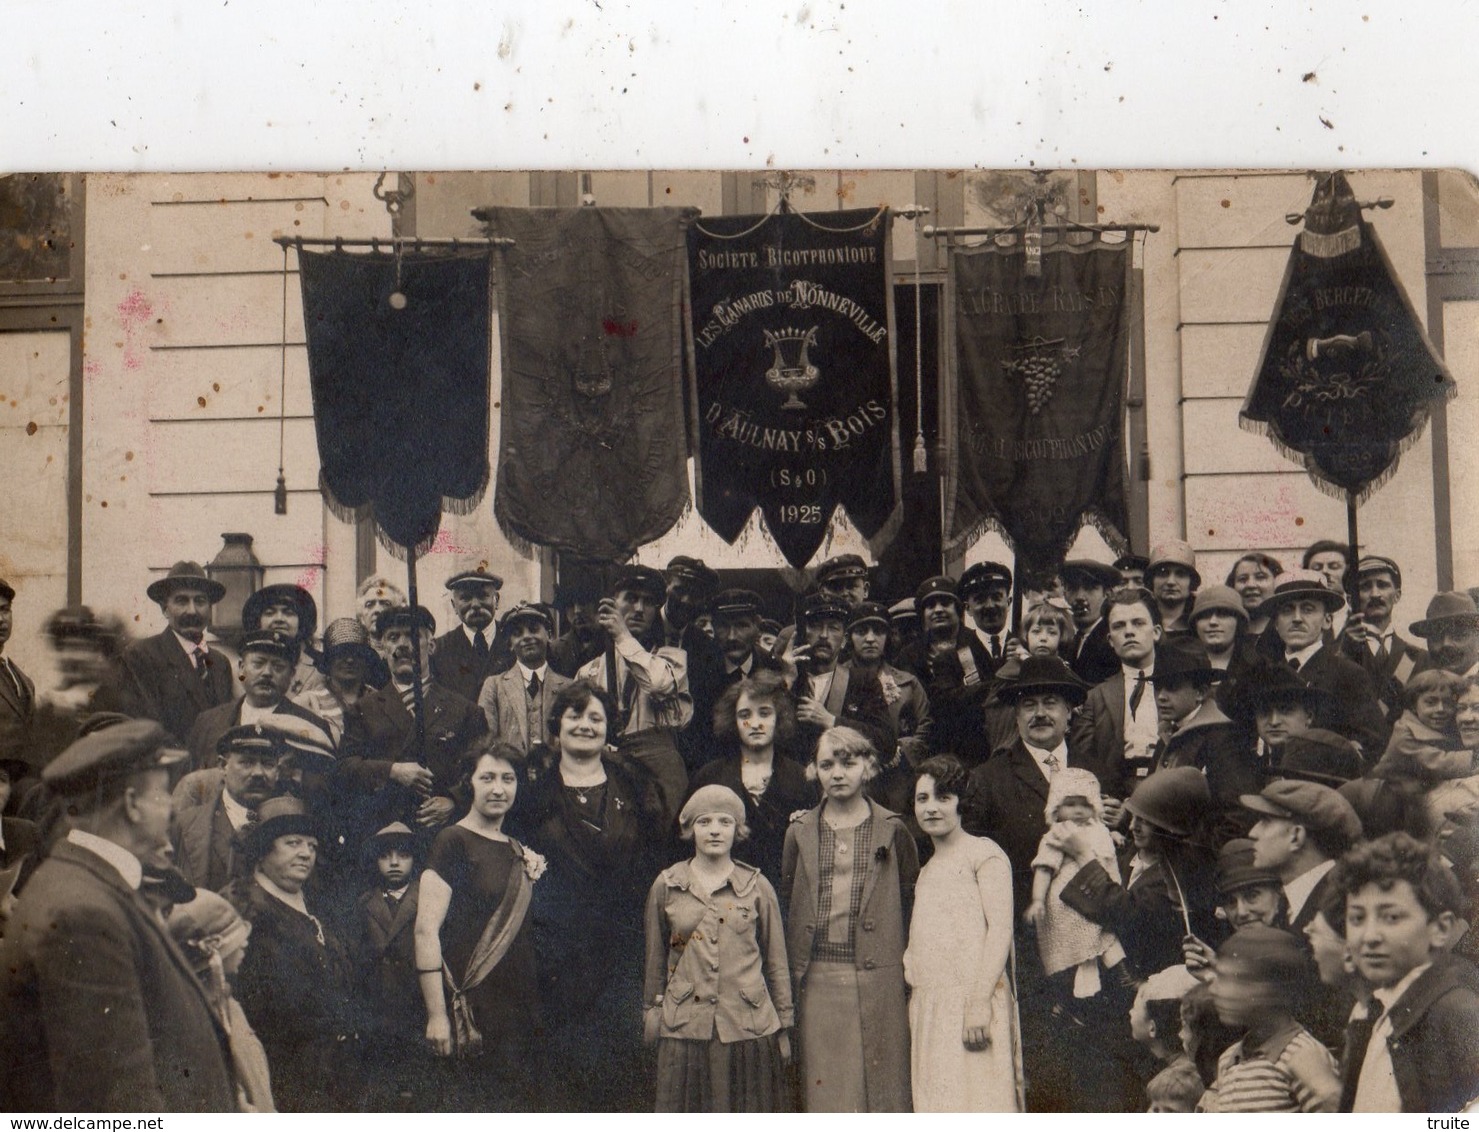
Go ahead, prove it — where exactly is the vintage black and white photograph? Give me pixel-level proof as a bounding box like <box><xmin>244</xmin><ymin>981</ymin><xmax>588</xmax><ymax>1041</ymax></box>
<box><xmin>3</xmin><ymin>1</ymin><xmax>1479</xmax><ymax>1120</ymax></box>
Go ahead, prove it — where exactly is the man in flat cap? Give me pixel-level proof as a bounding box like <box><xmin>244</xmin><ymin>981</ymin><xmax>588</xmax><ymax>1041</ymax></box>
<box><xmin>430</xmin><ymin>566</ymin><xmax>509</xmax><ymax>704</ymax></box>
<box><xmin>0</xmin><ymin>720</ymin><xmax>235</xmax><ymax>1111</ymax></box>
<box><xmin>120</xmin><ymin>561</ymin><xmax>236</xmax><ymax>744</ymax></box>
<box><xmin>0</xmin><ymin>577</ymin><xmax>35</xmax><ymax>748</ymax></box>
<box><xmin>476</xmin><ymin>601</ymin><xmax>572</xmax><ymax>757</ymax></box>
<box><xmin>577</xmin><ymin>565</ymin><xmax>692</xmax><ymax>820</ymax></box>
<box><xmin>353</xmin><ymin>606</ymin><xmax>487</xmax><ymax>837</ymax></box>
<box><xmin>1060</xmin><ymin>558</ymin><xmax>1123</xmax><ymax>685</ymax></box>
<box><xmin>685</xmin><ymin>587</ymin><xmax>786</xmax><ymax>768</ymax></box>
<box><xmin>897</xmin><ymin>575</ymin><xmax>994</xmax><ymax>768</ymax></box>
<box><xmin>959</xmin><ymin>560</ymin><xmax>1014</xmax><ymax>668</ymax></box>
<box><xmin>172</xmin><ymin>721</ymin><xmax>287</xmax><ymax>891</ymax></box>
<box><xmin>1411</xmin><ymin>590</ymin><xmax>1479</xmax><ymax>680</ymax></box>
<box><xmin>661</xmin><ymin>555</ymin><xmax>720</xmax><ymax>652</ymax></box>
<box><xmin>1264</xmin><ymin>570</ymin><xmax>1390</xmax><ymax>761</ymax></box>
<box><xmin>788</xmin><ymin>592</ymin><xmax>895</xmax><ymax>762</ymax></box>
<box><xmin>1242</xmin><ymin>777</ymin><xmax>1363</xmax><ymax>933</ymax></box>
<box><xmin>184</xmin><ymin>629</ymin><xmax>333</xmax><ymax>774</ymax></box>
<box><xmin>1338</xmin><ymin>555</ymin><xmax>1424</xmax><ymax>720</ymax></box>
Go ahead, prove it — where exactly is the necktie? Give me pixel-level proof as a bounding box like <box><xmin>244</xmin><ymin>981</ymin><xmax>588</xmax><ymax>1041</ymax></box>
<box><xmin>527</xmin><ymin>672</ymin><xmax>542</xmax><ymax>700</ymax></box>
<box><xmin>194</xmin><ymin>646</ymin><xmax>212</xmax><ymax>684</ymax></box>
<box><xmin>1129</xmin><ymin>671</ymin><xmax>1148</xmax><ymax>716</ymax></box>
<box><xmin>1375</xmin><ymin>636</ymin><xmax>1390</xmax><ymax>665</ymax></box>
<box><xmin>990</xmin><ymin>634</ymin><xmax>1002</xmax><ymax>661</ymax></box>
<box><xmin>1043</xmin><ymin>751</ymin><xmax>1061</xmax><ymax>773</ymax></box>
<box><xmin>385</xmin><ymin>893</ymin><xmax>400</xmax><ymax>916</ymax></box>
<box><xmin>399</xmin><ymin>681</ymin><xmax>421</xmax><ymax>712</ymax></box>
<box><xmin>1288</xmin><ymin>656</ymin><xmax>1302</xmax><ymax>672</ymax></box>
<box><xmin>474</xmin><ymin>630</ymin><xmax>489</xmax><ymax>658</ymax></box>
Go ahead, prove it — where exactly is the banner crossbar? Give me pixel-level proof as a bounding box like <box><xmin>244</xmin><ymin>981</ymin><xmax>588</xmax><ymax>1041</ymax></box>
<box><xmin>923</xmin><ymin>222</ymin><xmax>1158</xmax><ymax>239</ymax></box>
<box><xmin>272</xmin><ymin>236</ymin><xmax>514</xmax><ymax>251</ymax></box>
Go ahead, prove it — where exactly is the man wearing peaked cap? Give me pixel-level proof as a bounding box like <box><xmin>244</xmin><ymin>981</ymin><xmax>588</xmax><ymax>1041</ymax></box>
<box><xmin>183</xmin><ymin>629</ymin><xmax>333</xmax><ymax>776</ymax></box>
<box><xmin>685</xmin><ymin>587</ymin><xmax>787</xmax><ymax>768</ymax></box>
<box><xmin>0</xmin><ymin>719</ymin><xmax>237</xmax><ymax>1111</ymax></box>
<box><xmin>242</xmin><ymin>583</ymin><xmax>325</xmax><ymax>701</ymax></box>
<box><xmin>959</xmin><ymin>560</ymin><xmax>1014</xmax><ymax>665</ymax></box>
<box><xmin>478</xmin><ymin>600</ymin><xmax>573</xmax><ymax>757</ymax></box>
<box><xmin>897</xmin><ymin>575</ymin><xmax>996</xmax><ymax>768</ymax></box>
<box><xmin>1338</xmin><ymin>556</ymin><xmax>1422</xmax><ymax>716</ymax></box>
<box><xmin>788</xmin><ymin>591</ymin><xmax>896</xmax><ymax>762</ymax></box>
<box><xmin>1410</xmin><ymin>590</ymin><xmax>1479</xmax><ymax>679</ymax></box>
<box><xmin>844</xmin><ymin>600</ymin><xmax>933</xmax><ymax>821</ymax></box>
<box><xmin>431</xmin><ymin>565</ymin><xmax>509</xmax><ymax>704</ymax></box>
<box><xmin>662</xmin><ymin>554</ymin><xmax>721</xmax><ymax>651</ymax></box>
<box><xmin>1114</xmin><ymin>554</ymin><xmax>1150</xmax><ymax>590</ymax></box>
<box><xmin>1242</xmin><ymin>778</ymin><xmax>1363</xmax><ymax>933</ymax></box>
<box><xmin>814</xmin><ymin>553</ymin><xmax>872</xmax><ymax>609</ymax></box>
<box><xmin>1263</xmin><ymin>570</ymin><xmax>1390</xmax><ymax>761</ymax></box>
<box><xmin>171</xmin><ymin>721</ymin><xmax>288</xmax><ymax>892</ymax></box>
<box><xmin>120</xmin><ymin>560</ymin><xmax>235</xmax><ymax>746</ymax></box>
<box><xmin>1060</xmin><ymin>559</ymin><xmax>1122</xmax><ymax>686</ymax></box>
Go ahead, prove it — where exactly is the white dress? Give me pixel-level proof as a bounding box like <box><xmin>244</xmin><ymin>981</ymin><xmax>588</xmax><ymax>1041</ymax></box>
<box><xmin>903</xmin><ymin>833</ymin><xmax>1023</xmax><ymax>1112</ymax></box>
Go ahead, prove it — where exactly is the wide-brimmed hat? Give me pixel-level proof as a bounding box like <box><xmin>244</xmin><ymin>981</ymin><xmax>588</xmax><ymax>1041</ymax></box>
<box><xmin>316</xmin><ymin>617</ymin><xmax>379</xmax><ymax>673</ymax></box>
<box><xmin>1148</xmin><ymin>641</ymin><xmax>1224</xmax><ymax>687</ymax></box>
<box><xmin>1227</xmin><ymin>661</ymin><xmax>1331</xmax><ymax>723</ymax></box>
<box><xmin>242</xmin><ymin>795</ymin><xmax>318</xmax><ymax>860</ymax></box>
<box><xmin>43</xmin><ymin>720</ymin><xmax>187</xmax><ymax>797</ymax></box>
<box><xmin>1216</xmin><ymin>838</ymin><xmax>1282</xmax><ymax>897</ymax></box>
<box><xmin>374</xmin><ymin>605</ymin><xmax>437</xmax><ymax>639</ymax></box>
<box><xmin>996</xmin><ymin>655</ymin><xmax>1092</xmax><ymax>706</ymax></box>
<box><xmin>1146</xmin><ymin>541</ymin><xmax>1201</xmax><ymax>589</ymax></box>
<box><xmin>959</xmin><ymin>561</ymin><xmax>1013</xmax><ymax>598</ymax></box>
<box><xmin>500</xmin><ymin>600</ymin><xmax>555</xmax><ymax>634</ymax></box>
<box><xmin>1278</xmin><ymin>729</ymin><xmax>1364</xmax><ymax>787</ymax></box>
<box><xmin>241</xmin><ymin>584</ymin><xmax>318</xmax><ymax>642</ymax></box>
<box><xmin>445</xmin><ymin>567</ymin><xmax>504</xmax><ymax>592</ymax></box>
<box><xmin>1190</xmin><ymin>584</ymin><xmax>1249</xmax><ymax>625</ymax></box>
<box><xmin>1240</xmin><ymin>779</ymin><xmax>1363</xmax><ymax>844</ymax></box>
<box><xmin>1410</xmin><ymin>591</ymin><xmax>1479</xmax><ymax>638</ymax></box>
<box><xmin>1261</xmin><ymin>569</ymin><xmax>1345</xmax><ymax>616</ymax></box>
<box><xmin>815</xmin><ymin>554</ymin><xmax>869</xmax><ymax>587</ymax></box>
<box><xmin>146</xmin><ymin>561</ymin><xmax>225</xmax><ymax>605</ymax></box>
<box><xmin>1124</xmin><ymin>767</ymin><xmax>1210</xmax><ymax>838</ymax></box>
<box><xmin>1060</xmin><ymin>559</ymin><xmax>1122</xmax><ymax>589</ymax></box>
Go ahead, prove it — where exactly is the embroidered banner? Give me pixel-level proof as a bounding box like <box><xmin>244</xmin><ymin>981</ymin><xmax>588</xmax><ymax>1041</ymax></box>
<box><xmin>479</xmin><ymin>207</ymin><xmax>693</xmax><ymax>560</ymax></box>
<box><xmin>687</xmin><ymin>206</ymin><xmax>901</xmax><ymax>569</ymax></box>
<box><xmin>298</xmin><ymin>247</ymin><xmax>492</xmax><ymax>557</ymax></box>
<box><xmin>943</xmin><ymin>240</ymin><xmax>1131</xmax><ymax>579</ymax></box>
<box><xmin>1241</xmin><ymin>172</ymin><xmax>1456</xmax><ymax>501</ymax></box>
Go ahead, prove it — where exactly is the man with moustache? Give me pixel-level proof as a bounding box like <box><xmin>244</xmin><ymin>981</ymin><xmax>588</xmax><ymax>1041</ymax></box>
<box><xmin>661</xmin><ymin>555</ymin><xmax>720</xmax><ymax>651</ymax></box>
<box><xmin>353</xmin><ymin>606</ymin><xmax>486</xmax><ymax>837</ymax></box>
<box><xmin>120</xmin><ymin>561</ymin><xmax>236</xmax><ymax>744</ymax></box>
<box><xmin>1410</xmin><ymin>590</ymin><xmax>1479</xmax><ymax>679</ymax></box>
<box><xmin>1339</xmin><ymin>556</ymin><xmax>1424</xmax><ymax>720</ymax></box>
<box><xmin>0</xmin><ymin>721</ymin><xmax>236</xmax><ymax>1111</ymax></box>
<box><xmin>1264</xmin><ymin>570</ymin><xmax>1389</xmax><ymax>761</ymax></box>
<box><xmin>476</xmin><ymin>600</ymin><xmax>572</xmax><ymax>756</ymax></box>
<box><xmin>684</xmin><ymin>588</ymin><xmax>785</xmax><ymax>767</ymax></box>
<box><xmin>183</xmin><ymin>629</ymin><xmax>334</xmax><ymax>773</ymax></box>
<box><xmin>577</xmin><ymin>565</ymin><xmax>693</xmax><ymax>821</ymax></box>
<box><xmin>962</xmin><ymin>656</ymin><xmax>1095</xmax><ymax>1112</ymax></box>
<box><xmin>430</xmin><ymin>567</ymin><xmax>509</xmax><ymax>704</ymax></box>
<box><xmin>960</xmin><ymin>560</ymin><xmax>1014</xmax><ymax>668</ymax></box>
<box><xmin>1061</xmin><ymin>559</ymin><xmax>1123</xmax><ymax>685</ymax></box>
<box><xmin>548</xmin><ymin>577</ymin><xmax>604</xmax><ymax>678</ymax></box>
<box><xmin>897</xmin><ymin>575</ymin><xmax>994</xmax><ymax>768</ymax></box>
<box><xmin>788</xmin><ymin>592</ymin><xmax>894</xmax><ymax>762</ymax></box>
<box><xmin>172</xmin><ymin>722</ymin><xmax>287</xmax><ymax>891</ymax></box>
<box><xmin>242</xmin><ymin>583</ymin><xmax>325</xmax><ymax>700</ymax></box>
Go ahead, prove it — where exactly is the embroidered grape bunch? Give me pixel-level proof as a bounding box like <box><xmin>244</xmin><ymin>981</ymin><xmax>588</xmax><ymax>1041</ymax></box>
<box><xmin>1003</xmin><ymin>336</ymin><xmax>1079</xmax><ymax>416</ymax></box>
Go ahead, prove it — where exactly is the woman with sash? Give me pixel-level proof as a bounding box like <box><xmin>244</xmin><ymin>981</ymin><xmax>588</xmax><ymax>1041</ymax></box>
<box><xmin>415</xmin><ymin>742</ymin><xmax>544</xmax><ymax>1108</ymax></box>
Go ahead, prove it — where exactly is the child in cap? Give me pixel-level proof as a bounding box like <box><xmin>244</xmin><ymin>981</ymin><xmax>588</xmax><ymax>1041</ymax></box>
<box><xmin>357</xmin><ymin>823</ymin><xmax>424</xmax><ymax>1067</ymax></box>
<box><xmin>1198</xmin><ymin>923</ymin><xmax>1340</xmax><ymax>1112</ymax></box>
<box><xmin>1129</xmin><ymin>964</ymin><xmax>1203</xmax><ymax>1112</ymax></box>
<box><xmin>1025</xmin><ymin>767</ymin><xmax>1127</xmax><ymax>999</ymax></box>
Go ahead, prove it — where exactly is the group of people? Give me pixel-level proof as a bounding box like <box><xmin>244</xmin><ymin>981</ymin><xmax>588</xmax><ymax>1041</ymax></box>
<box><xmin>0</xmin><ymin>535</ymin><xmax>1477</xmax><ymax>1113</ymax></box>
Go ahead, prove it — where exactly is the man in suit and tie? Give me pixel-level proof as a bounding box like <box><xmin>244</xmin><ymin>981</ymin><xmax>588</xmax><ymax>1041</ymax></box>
<box><xmin>960</xmin><ymin>561</ymin><xmax>1014</xmax><ymax>667</ymax></box>
<box><xmin>1265</xmin><ymin>569</ymin><xmax>1390</xmax><ymax>762</ymax></box>
<box><xmin>1069</xmin><ymin>587</ymin><xmax>1163</xmax><ymax>818</ymax></box>
<box><xmin>477</xmin><ymin>600</ymin><xmax>572</xmax><ymax>756</ymax></box>
<box><xmin>1409</xmin><ymin>590</ymin><xmax>1479</xmax><ymax>680</ymax></box>
<box><xmin>962</xmin><ymin>655</ymin><xmax>1094</xmax><ymax>1112</ymax></box>
<box><xmin>1339</xmin><ymin>556</ymin><xmax>1425</xmax><ymax>721</ymax></box>
<box><xmin>1061</xmin><ymin>559</ymin><xmax>1124</xmax><ymax>685</ymax></box>
<box><xmin>0</xmin><ymin>578</ymin><xmax>35</xmax><ymax>749</ymax></box>
<box><xmin>788</xmin><ymin>592</ymin><xmax>895</xmax><ymax>762</ymax></box>
<box><xmin>172</xmin><ymin>722</ymin><xmax>285</xmax><ymax>892</ymax></box>
<box><xmin>0</xmin><ymin>720</ymin><xmax>236</xmax><ymax>1111</ymax></box>
<box><xmin>120</xmin><ymin>561</ymin><xmax>235</xmax><ymax>744</ymax></box>
<box><xmin>184</xmin><ymin>629</ymin><xmax>333</xmax><ymax>773</ymax></box>
<box><xmin>351</xmin><ymin>606</ymin><xmax>486</xmax><ymax>838</ymax></box>
<box><xmin>430</xmin><ymin>567</ymin><xmax>508</xmax><ymax>703</ymax></box>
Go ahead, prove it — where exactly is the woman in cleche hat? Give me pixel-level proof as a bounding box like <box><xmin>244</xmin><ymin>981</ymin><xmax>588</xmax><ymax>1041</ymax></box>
<box><xmin>292</xmin><ymin>616</ymin><xmax>382</xmax><ymax>744</ymax></box>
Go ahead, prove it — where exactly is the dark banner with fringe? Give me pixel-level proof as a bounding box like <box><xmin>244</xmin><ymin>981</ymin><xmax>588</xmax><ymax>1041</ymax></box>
<box><xmin>298</xmin><ymin>247</ymin><xmax>492</xmax><ymax>557</ymax></box>
<box><xmin>480</xmin><ymin>206</ymin><xmax>692</xmax><ymax>560</ymax></box>
<box><xmin>1241</xmin><ymin>173</ymin><xmax>1456</xmax><ymax>502</ymax></box>
<box><xmin>687</xmin><ymin>206</ymin><xmax>900</xmax><ymax>570</ymax></box>
<box><xmin>943</xmin><ymin>240</ymin><xmax>1130</xmax><ymax>579</ymax></box>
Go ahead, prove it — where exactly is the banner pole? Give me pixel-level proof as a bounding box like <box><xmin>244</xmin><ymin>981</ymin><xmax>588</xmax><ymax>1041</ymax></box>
<box><xmin>406</xmin><ymin>544</ymin><xmax>428</xmax><ymax>765</ymax></box>
<box><xmin>1346</xmin><ymin>492</ymin><xmax>1361</xmax><ymax>613</ymax></box>
<box><xmin>1012</xmin><ymin>554</ymin><xmax>1024</xmax><ymax>637</ymax></box>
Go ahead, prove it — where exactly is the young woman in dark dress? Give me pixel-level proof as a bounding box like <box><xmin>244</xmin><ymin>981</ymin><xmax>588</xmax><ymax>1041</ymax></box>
<box><xmin>688</xmin><ymin>670</ymin><xmax>817</xmax><ymax>890</ymax></box>
<box><xmin>511</xmin><ymin>680</ymin><xmax>668</xmax><ymax>1110</ymax></box>
<box><xmin>415</xmin><ymin>742</ymin><xmax>544</xmax><ymax>1109</ymax></box>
